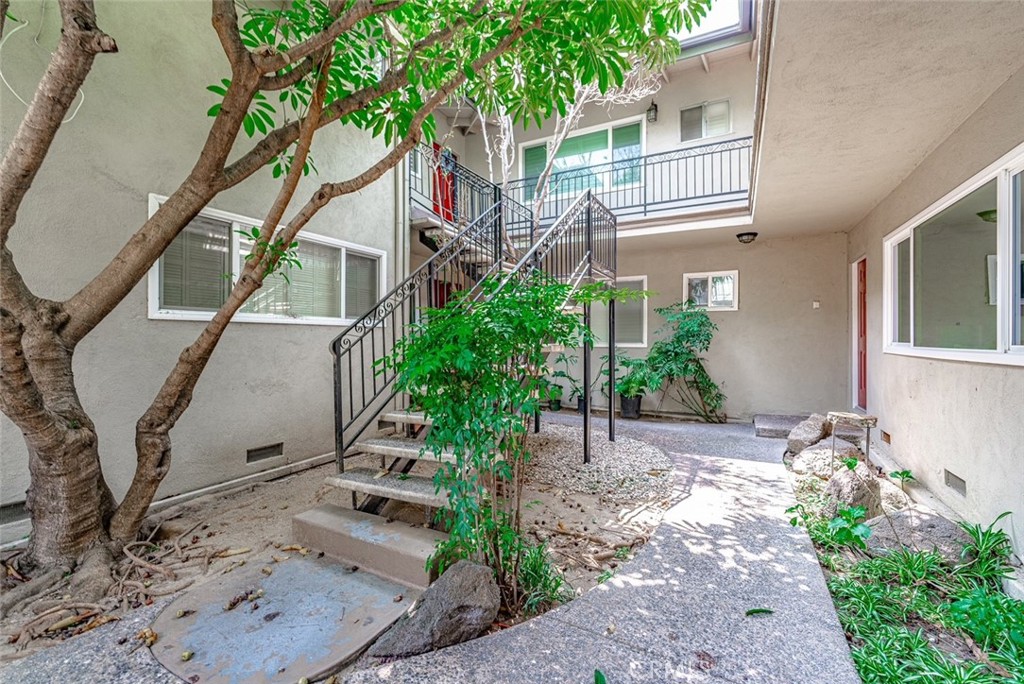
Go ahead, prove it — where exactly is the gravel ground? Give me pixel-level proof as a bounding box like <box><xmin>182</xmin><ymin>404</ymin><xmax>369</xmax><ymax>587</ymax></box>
<box><xmin>526</xmin><ymin>422</ymin><xmax>673</xmax><ymax>504</ymax></box>
<box><xmin>0</xmin><ymin>600</ymin><xmax>178</xmax><ymax>684</ymax></box>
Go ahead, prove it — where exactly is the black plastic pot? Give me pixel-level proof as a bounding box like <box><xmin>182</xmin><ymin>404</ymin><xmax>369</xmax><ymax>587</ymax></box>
<box><xmin>548</xmin><ymin>398</ymin><xmax>562</xmax><ymax>412</ymax></box>
<box><xmin>620</xmin><ymin>394</ymin><xmax>642</xmax><ymax>420</ymax></box>
<box><xmin>576</xmin><ymin>397</ymin><xmax>586</xmax><ymax>414</ymax></box>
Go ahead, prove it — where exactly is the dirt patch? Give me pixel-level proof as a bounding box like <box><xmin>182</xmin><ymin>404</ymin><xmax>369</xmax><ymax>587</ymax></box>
<box><xmin>1</xmin><ymin>423</ymin><xmax>670</xmax><ymax>664</ymax></box>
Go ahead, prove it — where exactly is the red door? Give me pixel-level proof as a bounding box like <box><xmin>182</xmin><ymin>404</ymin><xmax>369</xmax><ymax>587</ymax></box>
<box><xmin>857</xmin><ymin>259</ymin><xmax>868</xmax><ymax>409</ymax></box>
<box><xmin>432</xmin><ymin>144</ymin><xmax>456</xmax><ymax>223</ymax></box>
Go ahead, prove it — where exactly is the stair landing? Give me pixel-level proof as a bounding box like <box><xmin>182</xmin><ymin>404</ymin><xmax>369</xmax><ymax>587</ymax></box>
<box><xmin>150</xmin><ymin>555</ymin><xmax>417</xmax><ymax>684</ymax></box>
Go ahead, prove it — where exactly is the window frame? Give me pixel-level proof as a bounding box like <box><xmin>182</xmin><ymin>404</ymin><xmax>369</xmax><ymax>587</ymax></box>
<box><xmin>679</xmin><ymin>99</ymin><xmax>733</xmax><ymax>146</ymax></box>
<box><xmin>683</xmin><ymin>270</ymin><xmax>739</xmax><ymax>311</ymax></box>
<box><xmin>881</xmin><ymin>142</ymin><xmax>1024</xmax><ymax>366</ymax></box>
<box><xmin>518</xmin><ymin>115</ymin><xmax>647</xmax><ymax>190</ymax></box>
<box><xmin>146</xmin><ymin>194</ymin><xmax>387</xmax><ymax>326</ymax></box>
<box><xmin>592</xmin><ymin>275</ymin><xmax>648</xmax><ymax>349</ymax></box>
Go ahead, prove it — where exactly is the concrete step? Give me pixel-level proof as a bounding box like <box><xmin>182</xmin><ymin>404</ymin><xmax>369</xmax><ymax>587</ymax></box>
<box><xmin>293</xmin><ymin>504</ymin><xmax>446</xmax><ymax>589</ymax></box>
<box><xmin>541</xmin><ymin>343</ymin><xmax>566</xmax><ymax>354</ymax></box>
<box><xmin>351</xmin><ymin>436</ymin><xmax>452</xmax><ymax>463</ymax></box>
<box><xmin>325</xmin><ymin>468</ymin><xmax>447</xmax><ymax>509</ymax></box>
<box><xmin>379</xmin><ymin>410</ymin><xmax>433</xmax><ymax>427</ymax></box>
<box><xmin>562</xmin><ymin>305</ymin><xmax>584</xmax><ymax>316</ymax></box>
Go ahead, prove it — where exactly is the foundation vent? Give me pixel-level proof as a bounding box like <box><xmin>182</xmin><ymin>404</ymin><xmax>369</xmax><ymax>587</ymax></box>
<box><xmin>247</xmin><ymin>442</ymin><xmax>284</xmax><ymax>464</ymax></box>
<box><xmin>881</xmin><ymin>431</ymin><xmax>891</xmax><ymax>444</ymax></box>
<box><xmin>944</xmin><ymin>469</ymin><xmax>967</xmax><ymax>497</ymax></box>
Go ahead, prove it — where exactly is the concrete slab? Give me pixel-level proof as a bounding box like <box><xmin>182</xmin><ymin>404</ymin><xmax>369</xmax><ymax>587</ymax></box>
<box><xmin>294</xmin><ymin>504</ymin><xmax>447</xmax><ymax>589</ymax></box>
<box><xmin>150</xmin><ymin>556</ymin><xmax>417</xmax><ymax>684</ymax></box>
<box><xmin>753</xmin><ymin>414</ymin><xmax>863</xmax><ymax>443</ymax></box>
<box><xmin>325</xmin><ymin>467</ymin><xmax>447</xmax><ymax>508</ymax></box>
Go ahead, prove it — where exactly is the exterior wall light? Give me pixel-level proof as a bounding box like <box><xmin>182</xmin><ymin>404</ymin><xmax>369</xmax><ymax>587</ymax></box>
<box><xmin>736</xmin><ymin>231</ymin><xmax>758</xmax><ymax>244</ymax></box>
<box><xmin>646</xmin><ymin>101</ymin><xmax>658</xmax><ymax>123</ymax></box>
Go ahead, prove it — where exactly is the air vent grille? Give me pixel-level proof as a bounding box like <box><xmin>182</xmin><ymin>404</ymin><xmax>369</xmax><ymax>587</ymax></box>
<box><xmin>247</xmin><ymin>442</ymin><xmax>284</xmax><ymax>464</ymax></box>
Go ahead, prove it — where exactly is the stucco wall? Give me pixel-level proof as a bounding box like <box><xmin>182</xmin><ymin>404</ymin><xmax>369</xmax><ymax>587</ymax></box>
<box><xmin>566</xmin><ymin>231</ymin><xmax>849</xmax><ymax>420</ymax></box>
<box><xmin>461</xmin><ymin>54</ymin><xmax>756</xmax><ymax>182</ymax></box>
<box><xmin>1</xmin><ymin>2</ymin><xmax>398</xmax><ymax>516</ymax></box>
<box><xmin>847</xmin><ymin>65</ymin><xmax>1024</xmax><ymax>550</ymax></box>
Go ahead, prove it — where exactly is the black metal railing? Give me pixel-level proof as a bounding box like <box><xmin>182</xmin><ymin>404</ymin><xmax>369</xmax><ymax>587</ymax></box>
<box><xmin>331</xmin><ymin>184</ymin><xmax>619</xmax><ymax>465</ymax></box>
<box><xmin>505</xmin><ymin>136</ymin><xmax>752</xmax><ymax>223</ymax></box>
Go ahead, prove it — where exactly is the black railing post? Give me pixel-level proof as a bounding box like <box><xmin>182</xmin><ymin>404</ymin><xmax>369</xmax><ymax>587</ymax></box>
<box><xmin>608</xmin><ymin>296</ymin><xmax>616</xmax><ymax>443</ymax></box>
<box><xmin>583</xmin><ymin>301</ymin><xmax>592</xmax><ymax>465</ymax></box>
<box><xmin>494</xmin><ymin>184</ymin><xmax>503</xmax><ymax>264</ymax></box>
<box><xmin>333</xmin><ymin>346</ymin><xmax>345</xmax><ymax>473</ymax></box>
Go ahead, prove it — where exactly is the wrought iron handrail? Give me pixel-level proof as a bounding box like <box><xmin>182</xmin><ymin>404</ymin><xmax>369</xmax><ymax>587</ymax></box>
<box><xmin>505</xmin><ymin>136</ymin><xmax>753</xmax><ymax>222</ymax></box>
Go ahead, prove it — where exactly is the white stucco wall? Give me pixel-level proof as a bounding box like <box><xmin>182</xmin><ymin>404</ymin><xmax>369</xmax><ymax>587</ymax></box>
<box><xmin>565</xmin><ymin>231</ymin><xmax>849</xmax><ymax>420</ymax></box>
<box><xmin>0</xmin><ymin>2</ymin><xmax>398</xmax><ymax>518</ymax></box>
<box><xmin>847</xmin><ymin>65</ymin><xmax>1024</xmax><ymax>551</ymax></box>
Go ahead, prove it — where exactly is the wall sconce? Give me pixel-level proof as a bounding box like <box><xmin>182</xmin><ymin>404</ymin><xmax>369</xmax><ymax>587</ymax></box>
<box><xmin>646</xmin><ymin>100</ymin><xmax>658</xmax><ymax>123</ymax></box>
<box><xmin>736</xmin><ymin>231</ymin><xmax>758</xmax><ymax>244</ymax></box>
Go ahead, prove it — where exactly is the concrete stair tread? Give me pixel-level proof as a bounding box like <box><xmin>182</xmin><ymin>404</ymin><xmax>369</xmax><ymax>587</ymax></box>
<box><xmin>541</xmin><ymin>343</ymin><xmax>566</xmax><ymax>354</ymax></box>
<box><xmin>294</xmin><ymin>504</ymin><xmax>446</xmax><ymax>589</ymax></box>
<box><xmin>380</xmin><ymin>410</ymin><xmax>433</xmax><ymax>426</ymax></box>
<box><xmin>325</xmin><ymin>468</ymin><xmax>447</xmax><ymax>508</ymax></box>
<box><xmin>351</xmin><ymin>436</ymin><xmax>452</xmax><ymax>463</ymax></box>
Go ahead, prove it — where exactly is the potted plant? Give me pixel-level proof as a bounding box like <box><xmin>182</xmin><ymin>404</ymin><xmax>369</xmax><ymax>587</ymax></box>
<box><xmin>545</xmin><ymin>382</ymin><xmax>564</xmax><ymax>411</ymax></box>
<box><xmin>551</xmin><ymin>352</ymin><xmax>585</xmax><ymax>413</ymax></box>
<box><xmin>614</xmin><ymin>358</ymin><xmax>659</xmax><ymax>420</ymax></box>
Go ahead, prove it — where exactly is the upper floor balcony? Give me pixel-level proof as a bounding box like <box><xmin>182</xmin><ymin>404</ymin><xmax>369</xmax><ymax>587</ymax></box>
<box><xmin>505</xmin><ymin>136</ymin><xmax>752</xmax><ymax>225</ymax></box>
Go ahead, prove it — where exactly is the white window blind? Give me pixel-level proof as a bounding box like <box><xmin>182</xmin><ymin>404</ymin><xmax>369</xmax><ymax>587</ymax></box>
<box><xmin>345</xmin><ymin>252</ymin><xmax>379</xmax><ymax>319</ymax></box>
<box><xmin>680</xmin><ymin>101</ymin><xmax>731</xmax><ymax>142</ymax></box>
<box><xmin>160</xmin><ymin>216</ymin><xmax>230</xmax><ymax>311</ymax></box>
<box><xmin>592</xmin><ymin>279</ymin><xmax>645</xmax><ymax>346</ymax></box>
<box><xmin>241</xmin><ymin>239</ymin><xmax>343</xmax><ymax>318</ymax></box>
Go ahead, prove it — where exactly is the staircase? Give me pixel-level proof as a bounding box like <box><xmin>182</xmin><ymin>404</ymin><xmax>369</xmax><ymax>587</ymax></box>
<box><xmin>294</xmin><ymin>146</ymin><xmax>618</xmax><ymax>591</ymax></box>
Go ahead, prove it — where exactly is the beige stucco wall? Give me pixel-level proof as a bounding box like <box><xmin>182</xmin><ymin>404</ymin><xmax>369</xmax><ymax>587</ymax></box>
<box><xmin>0</xmin><ymin>2</ymin><xmax>398</xmax><ymax>520</ymax></box>
<box><xmin>847</xmin><ymin>65</ymin><xmax>1024</xmax><ymax>551</ymax></box>
<box><xmin>460</xmin><ymin>53</ymin><xmax>756</xmax><ymax>182</ymax></box>
<box><xmin>567</xmin><ymin>231</ymin><xmax>849</xmax><ymax>420</ymax></box>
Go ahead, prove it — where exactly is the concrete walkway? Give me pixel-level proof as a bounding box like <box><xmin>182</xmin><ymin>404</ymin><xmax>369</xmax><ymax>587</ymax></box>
<box><xmin>347</xmin><ymin>416</ymin><xmax>860</xmax><ymax>684</ymax></box>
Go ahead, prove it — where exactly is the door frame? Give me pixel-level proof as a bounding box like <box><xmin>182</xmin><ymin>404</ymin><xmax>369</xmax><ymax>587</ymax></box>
<box><xmin>850</xmin><ymin>257</ymin><xmax>868</xmax><ymax>410</ymax></box>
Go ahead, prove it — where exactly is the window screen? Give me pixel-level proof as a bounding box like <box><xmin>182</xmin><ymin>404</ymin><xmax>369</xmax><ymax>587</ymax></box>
<box><xmin>345</xmin><ymin>252</ymin><xmax>379</xmax><ymax>319</ymax></box>
<box><xmin>592</xmin><ymin>279</ymin><xmax>645</xmax><ymax>345</ymax></box>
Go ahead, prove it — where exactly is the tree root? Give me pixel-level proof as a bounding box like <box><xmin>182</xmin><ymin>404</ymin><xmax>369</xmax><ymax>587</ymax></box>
<box><xmin>0</xmin><ymin>567</ymin><xmax>67</xmax><ymax>620</ymax></box>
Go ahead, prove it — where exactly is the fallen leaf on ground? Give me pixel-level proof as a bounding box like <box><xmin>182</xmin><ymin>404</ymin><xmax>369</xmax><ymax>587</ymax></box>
<box><xmin>744</xmin><ymin>608</ymin><xmax>774</xmax><ymax>617</ymax></box>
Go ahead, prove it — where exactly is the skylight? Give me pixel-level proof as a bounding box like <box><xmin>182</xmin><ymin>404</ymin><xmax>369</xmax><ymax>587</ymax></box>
<box><xmin>674</xmin><ymin>0</ymin><xmax>749</xmax><ymax>48</ymax></box>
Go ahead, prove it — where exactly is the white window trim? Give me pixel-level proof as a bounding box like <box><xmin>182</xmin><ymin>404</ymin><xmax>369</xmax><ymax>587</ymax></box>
<box><xmin>679</xmin><ymin>99</ymin><xmax>733</xmax><ymax>147</ymax></box>
<box><xmin>683</xmin><ymin>270</ymin><xmax>739</xmax><ymax>311</ymax></box>
<box><xmin>593</xmin><ymin>275</ymin><xmax>648</xmax><ymax>349</ymax></box>
<box><xmin>146</xmin><ymin>194</ymin><xmax>387</xmax><ymax>326</ymax></box>
<box><xmin>517</xmin><ymin>115</ymin><xmax>647</xmax><ymax>181</ymax></box>
<box><xmin>881</xmin><ymin>141</ymin><xmax>1024</xmax><ymax>367</ymax></box>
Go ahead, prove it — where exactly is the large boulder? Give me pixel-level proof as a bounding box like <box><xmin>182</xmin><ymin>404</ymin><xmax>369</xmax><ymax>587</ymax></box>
<box><xmin>823</xmin><ymin>460</ymin><xmax>882</xmax><ymax>519</ymax></box>
<box><xmin>787</xmin><ymin>414</ymin><xmax>830</xmax><ymax>454</ymax></box>
<box><xmin>865</xmin><ymin>504</ymin><xmax>972</xmax><ymax>564</ymax></box>
<box><xmin>368</xmin><ymin>560</ymin><xmax>499</xmax><ymax>658</ymax></box>
<box><xmin>791</xmin><ymin>440</ymin><xmax>861</xmax><ymax>479</ymax></box>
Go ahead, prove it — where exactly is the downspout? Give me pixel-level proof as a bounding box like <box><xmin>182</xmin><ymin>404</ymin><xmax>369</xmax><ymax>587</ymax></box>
<box><xmin>394</xmin><ymin>142</ymin><xmax>410</xmax><ymax>282</ymax></box>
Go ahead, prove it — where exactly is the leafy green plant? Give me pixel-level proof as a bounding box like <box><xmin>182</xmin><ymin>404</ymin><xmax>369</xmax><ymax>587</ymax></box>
<box><xmin>614</xmin><ymin>357</ymin><xmax>659</xmax><ymax>398</ymax></box>
<box><xmin>519</xmin><ymin>542</ymin><xmax>573</xmax><ymax>614</ymax></box>
<box><xmin>596</xmin><ymin>569</ymin><xmax>616</xmax><ymax>584</ymax></box>
<box><xmin>947</xmin><ymin>587</ymin><xmax>1024</xmax><ymax>652</ymax></box>
<box><xmin>551</xmin><ymin>352</ymin><xmax>584</xmax><ymax>401</ymax></box>
<box><xmin>646</xmin><ymin>301</ymin><xmax>725</xmax><ymax>422</ymax></box>
<box><xmin>955</xmin><ymin>511</ymin><xmax>1015</xmax><ymax>589</ymax></box>
<box><xmin>828</xmin><ymin>505</ymin><xmax>872</xmax><ymax>551</ymax></box>
<box><xmin>889</xmin><ymin>470</ymin><xmax>915</xmax><ymax>492</ymax></box>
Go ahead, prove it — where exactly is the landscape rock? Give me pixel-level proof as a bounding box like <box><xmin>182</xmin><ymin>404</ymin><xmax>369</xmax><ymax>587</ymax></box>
<box><xmin>367</xmin><ymin>560</ymin><xmax>499</xmax><ymax>658</ymax></box>
<box><xmin>790</xmin><ymin>440</ymin><xmax>861</xmax><ymax>479</ymax></box>
<box><xmin>865</xmin><ymin>504</ymin><xmax>972</xmax><ymax>564</ymax></box>
<box><xmin>823</xmin><ymin>460</ymin><xmax>882</xmax><ymax>519</ymax></box>
<box><xmin>878</xmin><ymin>478</ymin><xmax>911</xmax><ymax>514</ymax></box>
<box><xmin>787</xmin><ymin>413</ymin><xmax>831</xmax><ymax>454</ymax></box>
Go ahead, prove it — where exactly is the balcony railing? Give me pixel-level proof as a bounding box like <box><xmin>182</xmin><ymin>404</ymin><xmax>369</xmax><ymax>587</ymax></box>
<box><xmin>504</xmin><ymin>136</ymin><xmax>752</xmax><ymax>223</ymax></box>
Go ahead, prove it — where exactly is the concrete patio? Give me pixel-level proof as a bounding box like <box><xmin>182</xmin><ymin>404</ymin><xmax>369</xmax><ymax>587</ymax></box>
<box><xmin>346</xmin><ymin>415</ymin><xmax>860</xmax><ymax>683</ymax></box>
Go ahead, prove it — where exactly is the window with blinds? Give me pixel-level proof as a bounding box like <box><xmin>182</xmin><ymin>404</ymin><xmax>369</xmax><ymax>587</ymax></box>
<box><xmin>522</xmin><ymin>121</ymin><xmax>643</xmax><ymax>198</ymax></box>
<box><xmin>160</xmin><ymin>216</ymin><xmax>231</xmax><ymax>311</ymax></box>
<box><xmin>155</xmin><ymin>206</ymin><xmax>382</xmax><ymax>324</ymax></box>
<box><xmin>680</xmin><ymin>101</ymin><xmax>731</xmax><ymax>143</ymax></box>
<box><xmin>591</xmin><ymin>278</ymin><xmax>646</xmax><ymax>346</ymax></box>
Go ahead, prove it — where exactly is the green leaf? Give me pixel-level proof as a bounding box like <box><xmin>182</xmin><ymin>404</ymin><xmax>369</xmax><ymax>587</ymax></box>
<box><xmin>745</xmin><ymin>608</ymin><xmax>774</xmax><ymax>616</ymax></box>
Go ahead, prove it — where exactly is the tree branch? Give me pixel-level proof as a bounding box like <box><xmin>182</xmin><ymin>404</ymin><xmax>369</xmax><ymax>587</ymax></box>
<box><xmin>255</xmin><ymin>0</ymin><xmax>405</xmax><ymax>73</ymax></box>
<box><xmin>108</xmin><ymin>54</ymin><xmax>332</xmax><ymax>543</ymax></box>
<box><xmin>0</xmin><ymin>0</ymin><xmax>117</xmax><ymax>247</ymax></box>
<box><xmin>210</xmin><ymin>0</ymin><xmax>247</xmax><ymax>69</ymax></box>
<box><xmin>0</xmin><ymin>309</ymin><xmax>66</xmax><ymax>455</ymax></box>
<box><xmin>259</xmin><ymin>57</ymin><xmax>315</xmax><ymax>91</ymax></box>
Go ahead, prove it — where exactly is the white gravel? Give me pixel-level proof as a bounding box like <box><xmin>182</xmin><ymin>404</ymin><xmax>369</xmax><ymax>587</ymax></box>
<box><xmin>525</xmin><ymin>423</ymin><xmax>673</xmax><ymax>504</ymax></box>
